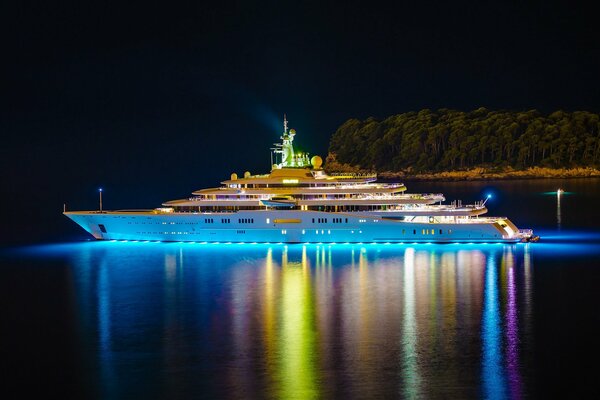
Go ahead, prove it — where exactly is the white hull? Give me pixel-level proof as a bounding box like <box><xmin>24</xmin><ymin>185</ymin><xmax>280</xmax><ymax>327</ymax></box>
<box><xmin>65</xmin><ymin>210</ymin><xmax>521</xmax><ymax>243</ymax></box>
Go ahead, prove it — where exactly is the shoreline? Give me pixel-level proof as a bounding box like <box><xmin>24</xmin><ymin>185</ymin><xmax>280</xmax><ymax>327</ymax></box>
<box><xmin>376</xmin><ymin>167</ymin><xmax>600</xmax><ymax>181</ymax></box>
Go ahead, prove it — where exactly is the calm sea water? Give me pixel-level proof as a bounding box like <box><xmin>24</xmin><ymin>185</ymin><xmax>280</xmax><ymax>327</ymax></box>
<box><xmin>1</xmin><ymin>179</ymin><xmax>599</xmax><ymax>399</ymax></box>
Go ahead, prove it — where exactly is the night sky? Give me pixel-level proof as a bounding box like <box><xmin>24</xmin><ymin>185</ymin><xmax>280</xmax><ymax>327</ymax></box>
<box><xmin>1</xmin><ymin>1</ymin><xmax>599</xmax><ymax>244</ymax></box>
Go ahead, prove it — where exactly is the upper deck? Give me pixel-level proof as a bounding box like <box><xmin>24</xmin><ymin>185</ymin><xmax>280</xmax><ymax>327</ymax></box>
<box><xmin>161</xmin><ymin>117</ymin><xmax>460</xmax><ymax>215</ymax></box>
<box><xmin>162</xmin><ymin>118</ymin><xmax>418</xmax><ymax>209</ymax></box>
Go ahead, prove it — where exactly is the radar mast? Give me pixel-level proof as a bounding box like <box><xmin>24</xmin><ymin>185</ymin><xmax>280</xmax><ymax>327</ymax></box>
<box><xmin>270</xmin><ymin>115</ymin><xmax>310</xmax><ymax>169</ymax></box>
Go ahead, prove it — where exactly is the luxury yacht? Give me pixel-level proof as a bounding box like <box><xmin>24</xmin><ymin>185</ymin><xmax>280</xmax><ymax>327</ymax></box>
<box><xmin>65</xmin><ymin>118</ymin><xmax>536</xmax><ymax>243</ymax></box>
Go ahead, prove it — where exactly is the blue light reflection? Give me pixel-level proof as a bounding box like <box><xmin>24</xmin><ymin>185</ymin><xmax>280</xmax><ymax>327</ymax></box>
<box><xmin>4</xmin><ymin>232</ymin><xmax>591</xmax><ymax>398</ymax></box>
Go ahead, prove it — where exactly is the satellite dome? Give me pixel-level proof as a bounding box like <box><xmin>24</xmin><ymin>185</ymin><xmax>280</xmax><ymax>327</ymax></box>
<box><xmin>289</xmin><ymin>129</ymin><xmax>296</xmax><ymax>134</ymax></box>
<box><xmin>230</xmin><ymin>173</ymin><xmax>238</xmax><ymax>180</ymax></box>
<box><xmin>310</xmin><ymin>155</ymin><xmax>323</xmax><ymax>169</ymax></box>
<box><xmin>244</xmin><ymin>171</ymin><xmax>251</xmax><ymax>178</ymax></box>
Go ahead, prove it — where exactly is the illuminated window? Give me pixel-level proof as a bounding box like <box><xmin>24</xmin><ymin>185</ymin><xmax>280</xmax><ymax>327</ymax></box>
<box><xmin>266</xmin><ymin>218</ymin><xmax>270</xmax><ymax>224</ymax></box>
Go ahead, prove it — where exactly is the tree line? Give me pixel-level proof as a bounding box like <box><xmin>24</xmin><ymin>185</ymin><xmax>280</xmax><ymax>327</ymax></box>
<box><xmin>327</xmin><ymin>108</ymin><xmax>600</xmax><ymax>172</ymax></box>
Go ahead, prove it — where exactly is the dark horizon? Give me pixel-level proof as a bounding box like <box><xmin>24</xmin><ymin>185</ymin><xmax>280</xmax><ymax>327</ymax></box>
<box><xmin>1</xmin><ymin>1</ymin><xmax>599</xmax><ymax>243</ymax></box>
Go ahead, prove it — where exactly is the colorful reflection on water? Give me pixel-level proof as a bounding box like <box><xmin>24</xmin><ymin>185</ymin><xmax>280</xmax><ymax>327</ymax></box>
<box><xmin>12</xmin><ymin>241</ymin><xmax>552</xmax><ymax>398</ymax></box>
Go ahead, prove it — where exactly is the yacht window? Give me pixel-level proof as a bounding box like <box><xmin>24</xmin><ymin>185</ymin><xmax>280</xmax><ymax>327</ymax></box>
<box><xmin>98</xmin><ymin>224</ymin><xmax>107</xmax><ymax>233</ymax></box>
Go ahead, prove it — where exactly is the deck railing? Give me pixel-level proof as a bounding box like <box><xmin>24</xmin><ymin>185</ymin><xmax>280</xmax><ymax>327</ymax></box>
<box><xmin>186</xmin><ymin>193</ymin><xmax>444</xmax><ymax>202</ymax></box>
<box><xmin>328</xmin><ymin>172</ymin><xmax>378</xmax><ymax>179</ymax></box>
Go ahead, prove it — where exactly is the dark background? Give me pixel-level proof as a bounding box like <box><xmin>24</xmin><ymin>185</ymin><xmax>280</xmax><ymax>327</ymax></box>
<box><xmin>1</xmin><ymin>0</ymin><xmax>599</xmax><ymax>245</ymax></box>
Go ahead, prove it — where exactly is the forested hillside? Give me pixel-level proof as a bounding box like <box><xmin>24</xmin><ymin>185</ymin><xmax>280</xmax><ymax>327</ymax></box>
<box><xmin>327</xmin><ymin>108</ymin><xmax>600</xmax><ymax>173</ymax></box>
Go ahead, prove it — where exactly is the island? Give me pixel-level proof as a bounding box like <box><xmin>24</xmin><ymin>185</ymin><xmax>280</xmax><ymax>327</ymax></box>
<box><xmin>326</xmin><ymin>108</ymin><xmax>600</xmax><ymax>180</ymax></box>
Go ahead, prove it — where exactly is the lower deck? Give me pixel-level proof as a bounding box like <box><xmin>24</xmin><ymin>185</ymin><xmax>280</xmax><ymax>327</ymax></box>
<box><xmin>65</xmin><ymin>210</ymin><xmax>523</xmax><ymax>243</ymax></box>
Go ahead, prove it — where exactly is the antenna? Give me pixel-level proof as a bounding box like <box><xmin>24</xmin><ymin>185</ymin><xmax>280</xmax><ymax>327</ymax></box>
<box><xmin>283</xmin><ymin>114</ymin><xmax>288</xmax><ymax>133</ymax></box>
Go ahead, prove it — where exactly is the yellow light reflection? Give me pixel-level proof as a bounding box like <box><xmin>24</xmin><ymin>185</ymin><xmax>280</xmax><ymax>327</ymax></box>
<box><xmin>262</xmin><ymin>248</ymin><xmax>277</xmax><ymax>391</ymax></box>
<box><xmin>277</xmin><ymin>247</ymin><xmax>319</xmax><ymax>399</ymax></box>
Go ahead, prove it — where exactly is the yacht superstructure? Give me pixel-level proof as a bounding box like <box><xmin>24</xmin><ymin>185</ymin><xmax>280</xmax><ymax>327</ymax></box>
<box><xmin>65</xmin><ymin>118</ymin><xmax>536</xmax><ymax>243</ymax></box>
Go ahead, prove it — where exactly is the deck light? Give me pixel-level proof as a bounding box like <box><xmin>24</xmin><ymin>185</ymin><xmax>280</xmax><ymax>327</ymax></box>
<box><xmin>482</xmin><ymin>193</ymin><xmax>492</xmax><ymax>206</ymax></box>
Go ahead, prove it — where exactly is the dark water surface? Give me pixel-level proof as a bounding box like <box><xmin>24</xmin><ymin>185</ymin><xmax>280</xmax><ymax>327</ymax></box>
<box><xmin>1</xmin><ymin>179</ymin><xmax>599</xmax><ymax>399</ymax></box>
